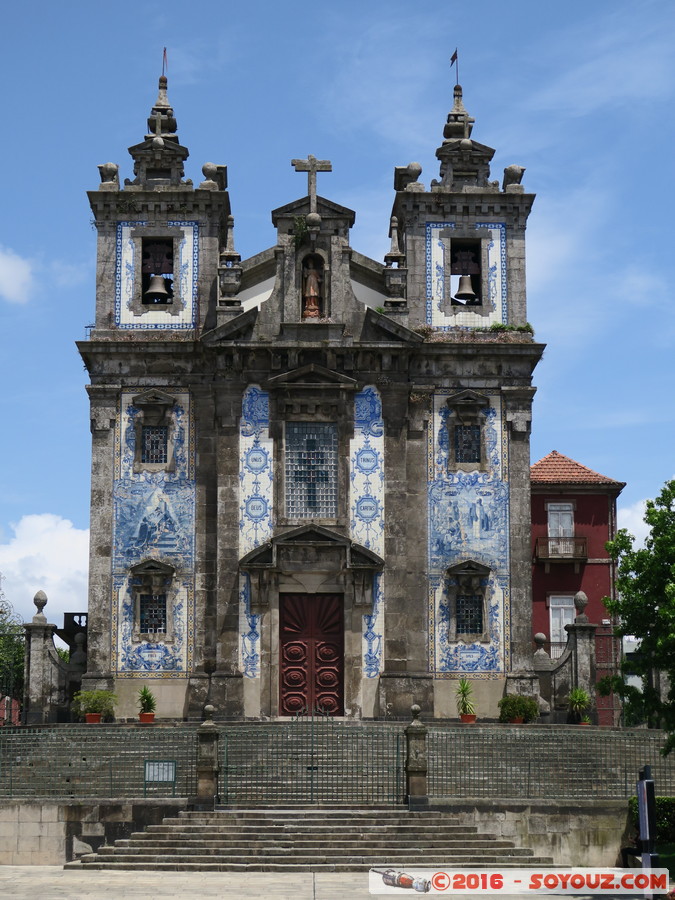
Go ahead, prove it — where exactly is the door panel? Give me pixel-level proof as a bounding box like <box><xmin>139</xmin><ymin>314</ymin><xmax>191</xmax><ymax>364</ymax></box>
<box><xmin>280</xmin><ymin>594</ymin><xmax>344</xmax><ymax>716</ymax></box>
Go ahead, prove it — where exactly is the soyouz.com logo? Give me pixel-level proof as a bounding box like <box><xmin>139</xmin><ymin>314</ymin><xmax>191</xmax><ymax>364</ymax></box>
<box><xmin>368</xmin><ymin>867</ymin><xmax>671</xmax><ymax>894</ymax></box>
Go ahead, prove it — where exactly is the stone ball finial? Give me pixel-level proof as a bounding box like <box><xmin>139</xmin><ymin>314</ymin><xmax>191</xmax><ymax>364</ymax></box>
<box><xmin>98</xmin><ymin>162</ymin><xmax>119</xmax><ymax>184</ymax></box>
<box><xmin>306</xmin><ymin>212</ymin><xmax>321</xmax><ymax>230</ymax></box>
<box><xmin>534</xmin><ymin>632</ymin><xmax>546</xmax><ymax>649</ymax></box>
<box><xmin>411</xmin><ymin>703</ymin><xmax>421</xmax><ymax>723</ymax></box>
<box><xmin>202</xmin><ymin>704</ymin><xmax>216</xmax><ymax>726</ymax></box>
<box><xmin>152</xmin><ymin>136</ymin><xmax>165</xmax><ymax>149</ymax></box>
<box><xmin>460</xmin><ymin>138</ymin><xmax>473</xmax><ymax>151</ymax></box>
<box><xmin>202</xmin><ymin>162</ymin><xmax>218</xmax><ymax>182</ymax></box>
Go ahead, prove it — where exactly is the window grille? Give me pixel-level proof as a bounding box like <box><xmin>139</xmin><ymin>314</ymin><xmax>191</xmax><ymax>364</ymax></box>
<box><xmin>140</xmin><ymin>594</ymin><xmax>167</xmax><ymax>634</ymax></box>
<box><xmin>456</xmin><ymin>594</ymin><xmax>483</xmax><ymax>634</ymax></box>
<box><xmin>455</xmin><ymin>424</ymin><xmax>481</xmax><ymax>463</ymax></box>
<box><xmin>285</xmin><ymin>422</ymin><xmax>338</xmax><ymax>518</ymax></box>
<box><xmin>141</xmin><ymin>426</ymin><xmax>168</xmax><ymax>464</ymax></box>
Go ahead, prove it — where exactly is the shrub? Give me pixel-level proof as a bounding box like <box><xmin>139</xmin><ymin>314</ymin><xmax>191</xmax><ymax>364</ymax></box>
<box><xmin>71</xmin><ymin>690</ymin><xmax>117</xmax><ymax>719</ymax></box>
<box><xmin>498</xmin><ymin>694</ymin><xmax>539</xmax><ymax>723</ymax></box>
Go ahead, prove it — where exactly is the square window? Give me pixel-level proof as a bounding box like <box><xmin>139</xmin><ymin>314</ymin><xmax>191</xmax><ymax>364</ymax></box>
<box><xmin>141</xmin><ymin>426</ymin><xmax>168</xmax><ymax>464</ymax></box>
<box><xmin>139</xmin><ymin>594</ymin><xmax>167</xmax><ymax>634</ymax></box>
<box><xmin>285</xmin><ymin>422</ymin><xmax>338</xmax><ymax>519</ymax></box>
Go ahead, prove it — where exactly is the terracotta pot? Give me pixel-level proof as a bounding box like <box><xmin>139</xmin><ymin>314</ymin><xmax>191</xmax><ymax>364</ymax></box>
<box><xmin>460</xmin><ymin>714</ymin><xmax>477</xmax><ymax>724</ymax></box>
<box><xmin>85</xmin><ymin>712</ymin><xmax>102</xmax><ymax>724</ymax></box>
<box><xmin>139</xmin><ymin>712</ymin><xmax>155</xmax><ymax>724</ymax></box>
<box><xmin>509</xmin><ymin>717</ymin><xmax>525</xmax><ymax>724</ymax></box>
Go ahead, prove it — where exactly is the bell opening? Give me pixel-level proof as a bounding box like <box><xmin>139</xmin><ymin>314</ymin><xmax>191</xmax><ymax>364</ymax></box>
<box><xmin>142</xmin><ymin>238</ymin><xmax>174</xmax><ymax>304</ymax></box>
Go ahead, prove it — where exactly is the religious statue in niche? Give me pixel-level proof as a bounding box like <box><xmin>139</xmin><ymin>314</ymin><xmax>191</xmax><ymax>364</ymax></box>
<box><xmin>302</xmin><ymin>257</ymin><xmax>323</xmax><ymax>318</ymax></box>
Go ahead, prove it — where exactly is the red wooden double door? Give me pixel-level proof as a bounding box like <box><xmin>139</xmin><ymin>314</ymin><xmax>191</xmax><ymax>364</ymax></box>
<box><xmin>279</xmin><ymin>593</ymin><xmax>344</xmax><ymax>716</ymax></box>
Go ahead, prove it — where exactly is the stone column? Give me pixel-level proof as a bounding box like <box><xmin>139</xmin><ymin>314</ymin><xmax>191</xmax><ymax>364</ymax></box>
<box><xmin>405</xmin><ymin>704</ymin><xmax>428</xmax><ymax>810</ymax></box>
<box><xmin>23</xmin><ymin>591</ymin><xmax>58</xmax><ymax>724</ymax></box>
<box><xmin>190</xmin><ymin>705</ymin><xmax>220</xmax><ymax>810</ymax></box>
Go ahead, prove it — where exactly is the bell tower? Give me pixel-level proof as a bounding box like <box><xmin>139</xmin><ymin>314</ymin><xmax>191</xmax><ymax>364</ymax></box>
<box><xmin>80</xmin><ymin>75</ymin><xmax>235</xmax><ymax>715</ymax></box>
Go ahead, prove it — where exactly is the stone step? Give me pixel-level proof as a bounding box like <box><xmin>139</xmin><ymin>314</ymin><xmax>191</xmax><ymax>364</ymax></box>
<box><xmin>68</xmin><ymin>858</ymin><xmax>557</xmax><ymax>872</ymax></box>
<box><xmin>109</xmin><ymin>838</ymin><xmax>518</xmax><ymax>851</ymax></box>
<box><xmin>77</xmin><ymin>853</ymin><xmax>543</xmax><ymax>866</ymax></box>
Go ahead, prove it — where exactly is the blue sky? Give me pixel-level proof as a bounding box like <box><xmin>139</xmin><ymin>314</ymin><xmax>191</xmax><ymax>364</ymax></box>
<box><xmin>1</xmin><ymin>0</ymin><xmax>673</xmax><ymax>623</ymax></box>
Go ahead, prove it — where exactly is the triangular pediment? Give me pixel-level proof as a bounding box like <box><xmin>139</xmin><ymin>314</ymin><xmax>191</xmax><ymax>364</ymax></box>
<box><xmin>239</xmin><ymin>525</ymin><xmax>383</xmax><ymax>571</ymax></box>
<box><xmin>130</xmin><ymin>559</ymin><xmax>175</xmax><ymax>577</ymax></box>
<box><xmin>267</xmin><ymin>364</ymin><xmax>357</xmax><ymax>388</ymax></box>
<box><xmin>132</xmin><ymin>389</ymin><xmax>176</xmax><ymax>408</ymax></box>
<box><xmin>446</xmin><ymin>389</ymin><xmax>489</xmax><ymax>409</ymax></box>
<box><xmin>446</xmin><ymin>559</ymin><xmax>490</xmax><ymax>577</ymax></box>
<box><xmin>272</xmin><ymin>195</ymin><xmax>356</xmax><ymax>226</ymax></box>
<box><xmin>201</xmin><ymin>307</ymin><xmax>258</xmax><ymax>345</ymax></box>
<box><xmin>361</xmin><ymin>308</ymin><xmax>425</xmax><ymax>344</ymax></box>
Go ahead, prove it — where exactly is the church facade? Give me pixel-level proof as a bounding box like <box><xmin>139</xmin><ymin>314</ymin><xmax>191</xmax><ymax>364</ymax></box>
<box><xmin>79</xmin><ymin>77</ymin><xmax>543</xmax><ymax>720</ymax></box>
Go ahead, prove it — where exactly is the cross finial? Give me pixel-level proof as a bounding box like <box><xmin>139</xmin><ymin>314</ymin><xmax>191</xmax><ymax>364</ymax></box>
<box><xmin>291</xmin><ymin>154</ymin><xmax>332</xmax><ymax>214</ymax></box>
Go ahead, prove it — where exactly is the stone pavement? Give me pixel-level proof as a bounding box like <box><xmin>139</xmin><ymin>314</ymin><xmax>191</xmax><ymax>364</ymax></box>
<box><xmin>0</xmin><ymin>867</ymin><xmax>374</xmax><ymax>899</ymax></box>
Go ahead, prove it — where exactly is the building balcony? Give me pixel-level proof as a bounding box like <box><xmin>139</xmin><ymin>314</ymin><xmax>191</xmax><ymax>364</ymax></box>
<box><xmin>534</xmin><ymin>536</ymin><xmax>588</xmax><ymax>572</ymax></box>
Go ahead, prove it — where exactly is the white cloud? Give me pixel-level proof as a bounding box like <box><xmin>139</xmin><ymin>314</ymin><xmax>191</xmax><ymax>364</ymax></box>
<box><xmin>618</xmin><ymin>499</ymin><xmax>650</xmax><ymax>548</ymax></box>
<box><xmin>0</xmin><ymin>246</ymin><xmax>34</xmax><ymax>304</ymax></box>
<box><xmin>0</xmin><ymin>514</ymin><xmax>89</xmax><ymax>625</ymax></box>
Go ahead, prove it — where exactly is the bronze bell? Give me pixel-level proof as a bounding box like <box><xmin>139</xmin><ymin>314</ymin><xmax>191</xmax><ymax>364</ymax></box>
<box><xmin>144</xmin><ymin>275</ymin><xmax>172</xmax><ymax>303</ymax></box>
<box><xmin>453</xmin><ymin>274</ymin><xmax>477</xmax><ymax>303</ymax></box>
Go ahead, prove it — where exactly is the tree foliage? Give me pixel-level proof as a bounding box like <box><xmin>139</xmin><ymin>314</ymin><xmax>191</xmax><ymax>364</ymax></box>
<box><xmin>0</xmin><ymin>604</ymin><xmax>24</xmax><ymax>701</ymax></box>
<box><xmin>600</xmin><ymin>479</ymin><xmax>675</xmax><ymax>751</ymax></box>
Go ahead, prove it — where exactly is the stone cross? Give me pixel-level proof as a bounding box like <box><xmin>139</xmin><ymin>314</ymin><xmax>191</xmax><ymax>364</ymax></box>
<box><xmin>291</xmin><ymin>155</ymin><xmax>332</xmax><ymax>214</ymax></box>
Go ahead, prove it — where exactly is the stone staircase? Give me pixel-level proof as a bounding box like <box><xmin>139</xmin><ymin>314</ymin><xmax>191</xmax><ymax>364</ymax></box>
<box><xmin>66</xmin><ymin>808</ymin><xmax>555</xmax><ymax>871</ymax></box>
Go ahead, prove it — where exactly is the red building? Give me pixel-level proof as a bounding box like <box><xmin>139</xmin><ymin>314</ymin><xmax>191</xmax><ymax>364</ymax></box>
<box><xmin>531</xmin><ymin>451</ymin><xmax>625</xmax><ymax>725</ymax></box>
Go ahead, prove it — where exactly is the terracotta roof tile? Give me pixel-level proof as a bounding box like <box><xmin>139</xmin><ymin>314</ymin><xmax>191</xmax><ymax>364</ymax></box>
<box><xmin>530</xmin><ymin>450</ymin><xmax>625</xmax><ymax>487</ymax></box>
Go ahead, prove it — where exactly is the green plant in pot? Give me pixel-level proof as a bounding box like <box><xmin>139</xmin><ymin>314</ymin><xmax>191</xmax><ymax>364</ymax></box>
<box><xmin>138</xmin><ymin>685</ymin><xmax>157</xmax><ymax>723</ymax></box>
<box><xmin>72</xmin><ymin>689</ymin><xmax>117</xmax><ymax>723</ymax></box>
<box><xmin>455</xmin><ymin>677</ymin><xmax>477</xmax><ymax>723</ymax></box>
<box><xmin>498</xmin><ymin>694</ymin><xmax>539</xmax><ymax>724</ymax></box>
<box><xmin>568</xmin><ymin>687</ymin><xmax>591</xmax><ymax>724</ymax></box>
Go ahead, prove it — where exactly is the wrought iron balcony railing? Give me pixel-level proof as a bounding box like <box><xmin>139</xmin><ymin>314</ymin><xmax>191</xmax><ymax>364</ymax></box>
<box><xmin>534</xmin><ymin>536</ymin><xmax>588</xmax><ymax>561</ymax></box>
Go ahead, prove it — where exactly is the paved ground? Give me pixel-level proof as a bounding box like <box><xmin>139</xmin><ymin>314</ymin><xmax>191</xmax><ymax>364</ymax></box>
<box><xmin>0</xmin><ymin>867</ymin><xmax>375</xmax><ymax>899</ymax></box>
<box><xmin>0</xmin><ymin>867</ymin><xmax>665</xmax><ymax>900</ymax></box>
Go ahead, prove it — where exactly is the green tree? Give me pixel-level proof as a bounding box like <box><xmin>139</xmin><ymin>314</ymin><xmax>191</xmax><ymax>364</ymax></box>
<box><xmin>0</xmin><ymin>599</ymin><xmax>25</xmax><ymax>708</ymax></box>
<box><xmin>600</xmin><ymin>479</ymin><xmax>675</xmax><ymax>751</ymax></box>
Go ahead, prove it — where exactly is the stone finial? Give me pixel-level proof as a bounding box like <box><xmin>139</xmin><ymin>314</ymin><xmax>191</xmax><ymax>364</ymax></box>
<box><xmin>443</xmin><ymin>84</ymin><xmax>475</xmax><ymax>141</ymax></box>
<box><xmin>574</xmin><ymin>591</ymin><xmax>589</xmax><ymax>623</ymax></box>
<box><xmin>202</xmin><ymin>704</ymin><xmax>216</xmax><ymax>726</ymax></box>
<box><xmin>503</xmin><ymin>165</ymin><xmax>525</xmax><ymax>191</ymax></box>
<box><xmin>146</xmin><ymin>75</ymin><xmax>178</xmax><ymax>138</ymax></box>
<box><xmin>533</xmin><ymin>633</ymin><xmax>548</xmax><ymax>653</ymax></box>
<box><xmin>410</xmin><ymin>703</ymin><xmax>422</xmax><ymax>724</ymax></box>
<box><xmin>70</xmin><ymin>632</ymin><xmax>87</xmax><ymax>669</ymax></box>
<box><xmin>200</xmin><ymin>163</ymin><xmax>228</xmax><ymax>191</ymax></box>
<box><xmin>384</xmin><ymin>216</ymin><xmax>405</xmax><ymax>268</ymax></box>
<box><xmin>393</xmin><ymin>162</ymin><xmax>423</xmax><ymax>192</ymax></box>
<box><xmin>97</xmin><ymin>162</ymin><xmax>119</xmax><ymax>185</ymax></box>
<box><xmin>33</xmin><ymin>590</ymin><xmax>47</xmax><ymax>623</ymax></box>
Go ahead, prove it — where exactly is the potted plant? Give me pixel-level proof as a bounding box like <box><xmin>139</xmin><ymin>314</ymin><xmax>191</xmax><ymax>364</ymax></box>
<box><xmin>568</xmin><ymin>687</ymin><xmax>591</xmax><ymax>724</ymax></box>
<box><xmin>138</xmin><ymin>685</ymin><xmax>157</xmax><ymax>723</ymax></box>
<box><xmin>455</xmin><ymin>677</ymin><xmax>477</xmax><ymax>723</ymax></box>
<box><xmin>498</xmin><ymin>694</ymin><xmax>539</xmax><ymax>724</ymax></box>
<box><xmin>72</xmin><ymin>689</ymin><xmax>117</xmax><ymax>723</ymax></box>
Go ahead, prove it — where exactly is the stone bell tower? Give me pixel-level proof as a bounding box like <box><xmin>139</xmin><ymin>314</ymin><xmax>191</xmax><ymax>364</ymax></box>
<box><xmin>80</xmin><ymin>75</ymin><xmax>234</xmax><ymax>716</ymax></box>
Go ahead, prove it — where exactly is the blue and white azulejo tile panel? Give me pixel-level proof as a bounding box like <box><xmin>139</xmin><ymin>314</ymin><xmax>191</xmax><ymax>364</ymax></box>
<box><xmin>425</xmin><ymin>222</ymin><xmax>507</xmax><ymax>329</ymax></box>
<box><xmin>112</xmin><ymin>391</ymin><xmax>195</xmax><ymax>676</ymax></box>
<box><xmin>350</xmin><ymin>386</ymin><xmax>385</xmax><ymax>677</ymax></box>
<box><xmin>427</xmin><ymin>391</ymin><xmax>510</xmax><ymax>676</ymax></box>
<box><xmin>115</xmin><ymin>221</ymin><xmax>198</xmax><ymax>329</ymax></box>
<box><xmin>238</xmin><ymin>386</ymin><xmax>272</xmax><ymax>677</ymax></box>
